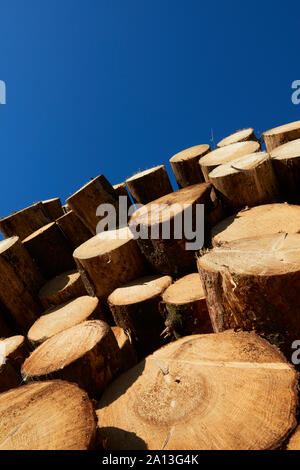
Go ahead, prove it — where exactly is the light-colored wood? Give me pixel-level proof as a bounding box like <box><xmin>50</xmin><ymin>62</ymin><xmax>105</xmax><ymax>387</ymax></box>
<box><xmin>1</xmin><ymin>335</ymin><xmax>28</xmax><ymax>368</ymax></box>
<box><xmin>56</xmin><ymin>210</ymin><xmax>92</xmax><ymax>248</ymax></box>
<box><xmin>270</xmin><ymin>138</ymin><xmax>300</xmax><ymax>203</ymax></box>
<box><xmin>199</xmin><ymin>141</ymin><xmax>261</xmax><ymax>181</ymax></box>
<box><xmin>23</xmin><ymin>222</ymin><xmax>75</xmax><ymax>279</ymax></box>
<box><xmin>22</xmin><ymin>320</ymin><xmax>122</xmax><ymax>398</ymax></box>
<box><xmin>96</xmin><ymin>330</ymin><xmax>297</xmax><ymax>450</ymax></box>
<box><xmin>197</xmin><ymin>233</ymin><xmax>300</xmax><ymax>356</ymax></box>
<box><xmin>108</xmin><ymin>275</ymin><xmax>172</xmax><ymax>358</ymax></box>
<box><xmin>262</xmin><ymin>120</ymin><xmax>300</xmax><ymax>152</ymax></box>
<box><xmin>217</xmin><ymin>128</ymin><xmax>259</xmax><ymax>147</ymax></box>
<box><xmin>287</xmin><ymin>426</ymin><xmax>300</xmax><ymax>450</ymax></box>
<box><xmin>208</xmin><ymin>152</ymin><xmax>279</xmax><ymax>212</ymax></box>
<box><xmin>0</xmin><ymin>202</ymin><xmax>51</xmax><ymax>240</ymax></box>
<box><xmin>66</xmin><ymin>174</ymin><xmax>119</xmax><ymax>234</ymax></box>
<box><xmin>126</xmin><ymin>165</ymin><xmax>173</xmax><ymax>204</ymax></box>
<box><xmin>39</xmin><ymin>270</ymin><xmax>86</xmax><ymax>310</ymax></box>
<box><xmin>28</xmin><ymin>296</ymin><xmax>102</xmax><ymax>346</ymax></box>
<box><xmin>161</xmin><ymin>273</ymin><xmax>212</xmax><ymax>339</ymax></box>
<box><xmin>129</xmin><ymin>183</ymin><xmax>214</xmax><ymax>275</ymax></box>
<box><xmin>73</xmin><ymin>227</ymin><xmax>147</xmax><ymax>300</ymax></box>
<box><xmin>42</xmin><ymin>198</ymin><xmax>64</xmax><ymax>220</ymax></box>
<box><xmin>0</xmin><ymin>237</ymin><xmax>43</xmax><ymax>333</ymax></box>
<box><xmin>112</xmin><ymin>326</ymin><xmax>138</xmax><ymax>372</ymax></box>
<box><xmin>0</xmin><ymin>380</ymin><xmax>96</xmax><ymax>450</ymax></box>
<box><xmin>211</xmin><ymin>203</ymin><xmax>300</xmax><ymax>246</ymax></box>
<box><xmin>170</xmin><ymin>145</ymin><xmax>210</xmax><ymax>188</ymax></box>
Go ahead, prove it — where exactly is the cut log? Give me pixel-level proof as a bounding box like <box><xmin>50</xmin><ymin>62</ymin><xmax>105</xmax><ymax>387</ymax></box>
<box><xmin>199</xmin><ymin>141</ymin><xmax>261</xmax><ymax>182</ymax></box>
<box><xmin>39</xmin><ymin>269</ymin><xmax>86</xmax><ymax>310</ymax></box>
<box><xmin>0</xmin><ymin>202</ymin><xmax>51</xmax><ymax>240</ymax></box>
<box><xmin>0</xmin><ymin>380</ymin><xmax>96</xmax><ymax>449</ymax></box>
<box><xmin>1</xmin><ymin>335</ymin><xmax>28</xmax><ymax>369</ymax></box>
<box><xmin>169</xmin><ymin>144</ymin><xmax>210</xmax><ymax>188</ymax></box>
<box><xmin>111</xmin><ymin>326</ymin><xmax>138</xmax><ymax>372</ymax></box>
<box><xmin>42</xmin><ymin>198</ymin><xmax>64</xmax><ymax>220</ymax></box>
<box><xmin>287</xmin><ymin>426</ymin><xmax>300</xmax><ymax>450</ymax></box>
<box><xmin>270</xmin><ymin>138</ymin><xmax>300</xmax><ymax>203</ymax></box>
<box><xmin>160</xmin><ymin>273</ymin><xmax>212</xmax><ymax>339</ymax></box>
<box><xmin>129</xmin><ymin>183</ymin><xmax>214</xmax><ymax>275</ymax></box>
<box><xmin>56</xmin><ymin>210</ymin><xmax>92</xmax><ymax>249</ymax></box>
<box><xmin>108</xmin><ymin>275</ymin><xmax>172</xmax><ymax>358</ymax></box>
<box><xmin>22</xmin><ymin>320</ymin><xmax>122</xmax><ymax>398</ymax></box>
<box><xmin>262</xmin><ymin>120</ymin><xmax>300</xmax><ymax>152</ymax></box>
<box><xmin>217</xmin><ymin>128</ymin><xmax>259</xmax><ymax>147</ymax></box>
<box><xmin>197</xmin><ymin>233</ymin><xmax>300</xmax><ymax>356</ymax></box>
<box><xmin>113</xmin><ymin>182</ymin><xmax>130</xmax><ymax>199</ymax></box>
<box><xmin>0</xmin><ymin>237</ymin><xmax>43</xmax><ymax>333</ymax></box>
<box><xmin>62</xmin><ymin>204</ymin><xmax>70</xmax><ymax>214</ymax></box>
<box><xmin>23</xmin><ymin>222</ymin><xmax>75</xmax><ymax>279</ymax></box>
<box><xmin>96</xmin><ymin>330</ymin><xmax>297</xmax><ymax>450</ymax></box>
<box><xmin>208</xmin><ymin>152</ymin><xmax>279</xmax><ymax>212</ymax></box>
<box><xmin>73</xmin><ymin>227</ymin><xmax>147</xmax><ymax>300</ymax></box>
<box><xmin>211</xmin><ymin>203</ymin><xmax>300</xmax><ymax>246</ymax></box>
<box><xmin>126</xmin><ymin>165</ymin><xmax>173</xmax><ymax>204</ymax></box>
<box><xmin>66</xmin><ymin>174</ymin><xmax>119</xmax><ymax>234</ymax></box>
<box><xmin>27</xmin><ymin>296</ymin><xmax>104</xmax><ymax>346</ymax></box>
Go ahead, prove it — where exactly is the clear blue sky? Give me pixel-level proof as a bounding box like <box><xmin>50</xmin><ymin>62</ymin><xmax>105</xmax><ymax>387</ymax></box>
<box><xmin>0</xmin><ymin>0</ymin><xmax>299</xmax><ymax>218</ymax></box>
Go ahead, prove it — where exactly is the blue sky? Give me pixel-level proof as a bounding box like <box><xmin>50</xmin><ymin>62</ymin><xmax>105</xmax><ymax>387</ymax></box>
<box><xmin>0</xmin><ymin>0</ymin><xmax>299</xmax><ymax>218</ymax></box>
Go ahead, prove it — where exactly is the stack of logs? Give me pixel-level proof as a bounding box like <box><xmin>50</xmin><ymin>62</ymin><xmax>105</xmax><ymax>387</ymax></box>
<box><xmin>1</xmin><ymin>120</ymin><xmax>300</xmax><ymax>450</ymax></box>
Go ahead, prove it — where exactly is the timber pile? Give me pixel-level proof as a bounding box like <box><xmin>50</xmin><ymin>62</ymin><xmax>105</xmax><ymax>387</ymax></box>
<box><xmin>1</xmin><ymin>119</ymin><xmax>300</xmax><ymax>449</ymax></box>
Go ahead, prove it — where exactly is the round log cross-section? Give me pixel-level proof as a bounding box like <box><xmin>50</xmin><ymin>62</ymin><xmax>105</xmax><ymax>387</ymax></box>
<box><xmin>169</xmin><ymin>144</ymin><xmax>210</xmax><ymax>188</ymax></box>
<box><xmin>262</xmin><ymin>120</ymin><xmax>300</xmax><ymax>152</ymax></box>
<box><xmin>217</xmin><ymin>128</ymin><xmax>259</xmax><ymax>148</ymax></box>
<box><xmin>38</xmin><ymin>270</ymin><xmax>86</xmax><ymax>310</ymax></box>
<box><xmin>270</xmin><ymin>138</ymin><xmax>300</xmax><ymax>203</ymax></box>
<box><xmin>126</xmin><ymin>165</ymin><xmax>173</xmax><ymax>205</ymax></box>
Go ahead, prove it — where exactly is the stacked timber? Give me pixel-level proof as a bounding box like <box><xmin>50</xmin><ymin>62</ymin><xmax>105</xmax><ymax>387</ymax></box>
<box><xmin>22</xmin><ymin>320</ymin><xmax>122</xmax><ymax>398</ymax></box>
<box><xmin>270</xmin><ymin>138</ymin><xmax>300</xmax><ymax>203</ymax></box>
<box><xmin>208</xmin><ymin>152</ymin><xmax>279</xmax><ymax>212</ymax></box>
<box><xmin>160</xmin><ymin>273</ymin><xmax>212</xmax><ymax>339</ymax></box>
<box><xmin>169</xmin><ymin>144</ymin><xmax>210</xmax><ymax>188</ymax></box>
<box><xmin>111</xmin><ymin>326</ymin><xmax>138</xmax><ymax>372</ymax></box>
<box><xmin>0</xmin><ymin>381</ymin><xmax>96</xmax><ymax>449</ymax></box>
<box><xmin>41</xmin><ymin>198</ymin><xmax>64</xmax><ymax>220</ymax></box>
<box><xmin>56</xmin><ymin>210</ymin><xmax>92</xmax><ymax>248</ymax></box>
<box><xmin>0</xmin><ymin>202</ymin><xmax>51</xmax><ymax>240</ymax></box>
<box><xmin>27</xmin><ymin>296</ymin><xmax>103</xmax><ymax>346</ymax></box>
<box><xmin>197</xmin><ymin>233</ymin><xmax>300</xmax><ymax>356</ymax></box>
<box><xmin>23</xmin><ymin>222</ymin><xmax>75</xmax><ymax>279</ymax></box>
<box><xmin>199</xmin><ymin>141</ymin><xmax>261</xmax><ymax>181</ymax></box>
<box><xmin>38</xmin><ymin>269</ymin><xmax>86</xmax><ymax>309</ymax></box>
<box><xmin>73</xmin><ymin>227</ymin><xmax>147</xmax><ymax>300</ymax></box>
<box><xmin>1</xmin><ymin>335</ymin><xmax>28</xmax><ymax>369</ymax></box>
<box><xmin>108</xmin><ymin>274</ymin><xmax>172</xmax><ymax>358</ymax></box>
<box><xmin>262</xmin><ymin>120</ymin><xmax>300</xmax><ymax>152</ymax></box>
<box><xmin>217</xmin><ymin>127</ymin><xmax>259</xmax><ymax>147</ymax></box>
<box><xmin>129</xmin><ymin>183</ymin><xmax>214</xmax><ymax>276</ymax></box>
<box><xmin>0</xmin><ymin>237</ymin><xmax>43</xmax><ymax>332</ymax></box>
<box><xmin>126</xmin><ymin>165</ymin><xmax>173</xmax><ymax>204</ymax></box>
<box><xmin>66</xmin><ymin>174</ymin><xmax>119</xmax><ymax>234</ymax></box>
<box><xmin>211</xmin><ymin>203</ymin><xmax>300</xmax><ymax>246</ymax></box>
<box><xmin>96</xmin><ymin>330</ymin><xmax>297</xmax><ymax>450</ymax></box>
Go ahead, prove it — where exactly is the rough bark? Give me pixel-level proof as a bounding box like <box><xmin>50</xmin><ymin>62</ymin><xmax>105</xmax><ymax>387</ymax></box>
<box><xmin>111</xmin><ymin>326</ymin><xmax>138</xmax><ymax>372</ymax></box>
<box><xmin>160</xmin><ymin>273</ymin><xmax>212</xmax><ymax>339</ymax></box>
<box><xmin>129</xmin><ymin>183</ymin><xmax>214</xmax><ymax>276</ymax></box>
<box><xmin>126</xmin><ymin>165</ymin><xmax>173</xmax><ymax>204</ymax></box>
<box><xmin>1</xmin><ymin>335</ymin><xmax>29</xmax><ymax>369</ymax></box>
<box><xmin>23</xmin><ymin>222</ymin><xmax>75</xmax><ymax>279</ymax></box>
<box><xmin>56</xmin><ymin>210</ymin><xmax>92</xmax><ymax>249</ymax></box>
<box><xmin>217</xmin><ymin>128</ymin><xmax>260</xmax><ymax>148</ymax></box>
<box><xmin>199</xmin><ymin>141</ymin><xmax>261</xmax><ymax>182</ymax></box>
<box><xmin>96</xmin><ymin>330</ymin><xmax>298</xmax><ymax>450</ymax></box>
<box><xmin>211</xmin><ymin>203</ymin><xmax>300</xmax><ymax>246</ymax></box>
<box><xmin>42</xmin><ymin>198</ymin><xmax>64</xmax><ymax>220</ymax></box>
<box><xmin>270</xmin><ymin>138</ymin><xmax>300</xmax><ymax>203</ymax></box>
<box><xmin>73</xmin><ymin>227</ymin><xmax>147</xmax><ymax>301</ymax></box>
<box><xmin>197</xmin><ymin>233</ymin><xmax>300</xmax><ymax>357</ymax></box>
<box><xmin>0</xmin><ymin>380</ymin><xmax>96</xmax><ymax>449</ymax></box>
<box><xmin>22</xmin><ymin>320</ymin><xmax>122</xmax><ymax>398</ymax></box>
<box><xmin>170</xmin><ymin>144</ymin><xmax>210</xmax><ymax>188</ymax></box>
<box><xmin>39</xmin><ymin>269</ymin><xmax>87</xmax><ymax>310</ymax></box>
<box><xmin>262</xmin><ymin>120</ymin><xmax>300</xmax><ymax>152</ymax></box>
<box><xmin>0</xmin><ymin>202</ymin><xmax>51</xmax><ymax>240</ymax></box>
<box><xmin>0</xmin><ymin>237</ymin><xmax>44</xmax><ymax>333</ymax></box>
<box><xmin>66</xmin><ymin>174</ymin><xmax>119</xmax><ymax>234</ymax></box>
<box><xmin>209</xmin><ymin>152</ymin><xmax>279</xmax><ymax>212</ymax></box>
<box><xmin>108</xmin><ymin>275</ymin><xmax>172</xmax><ymax>358</ymax></box>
